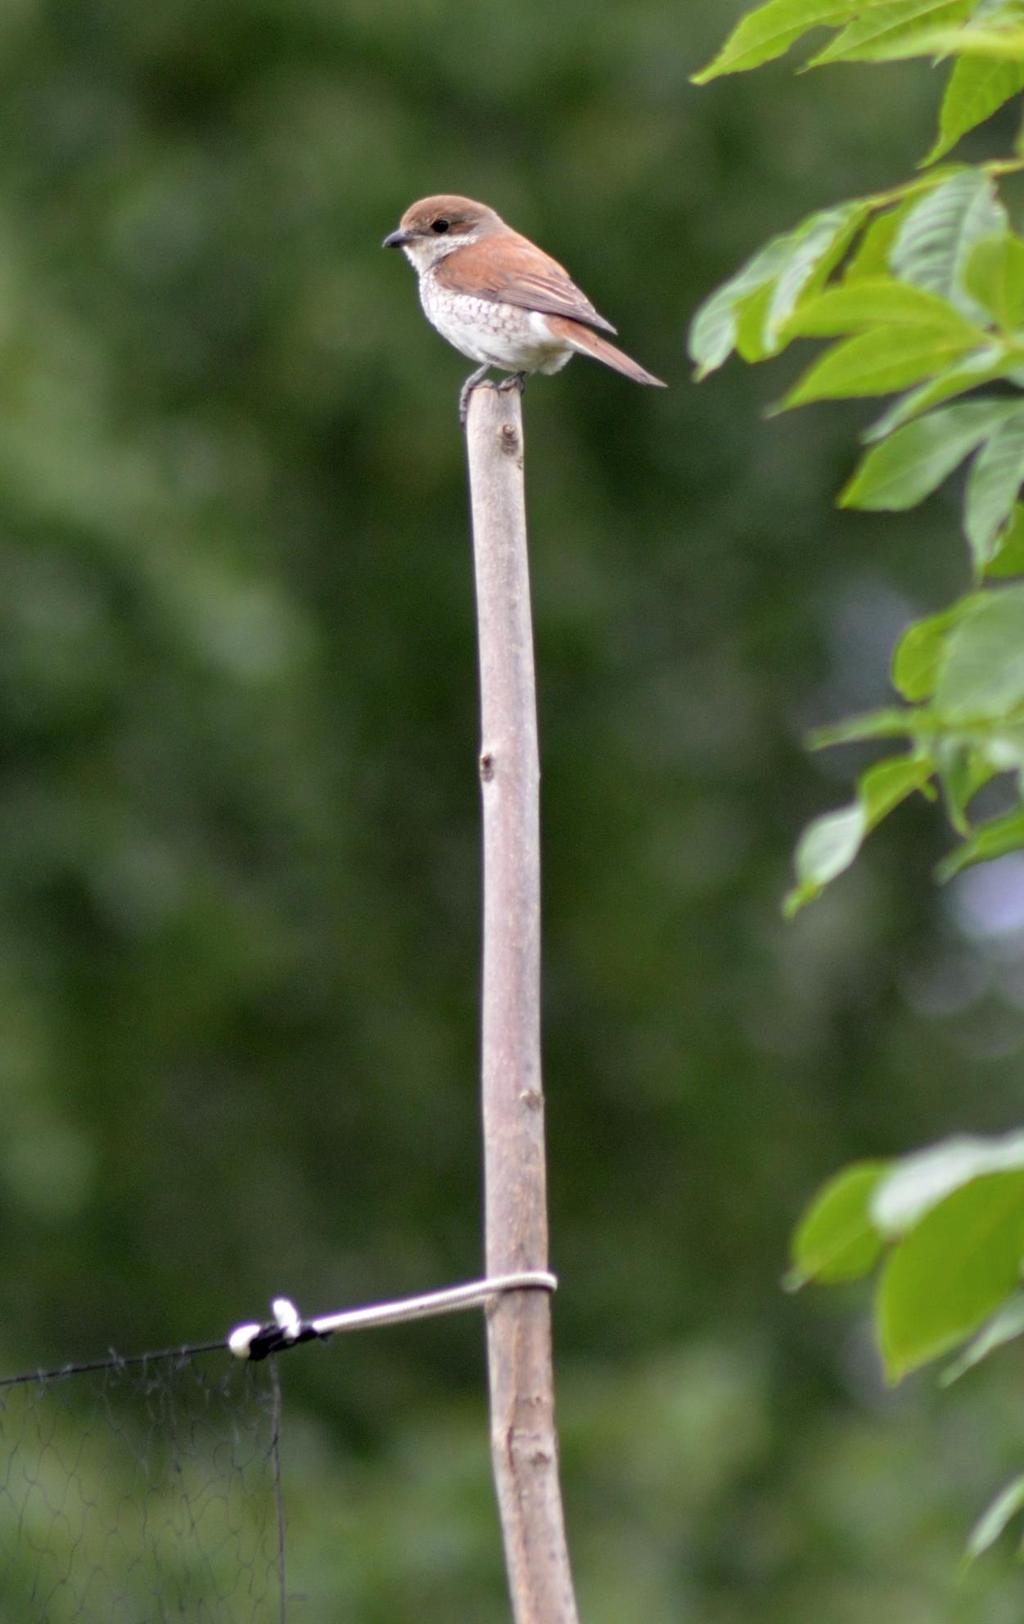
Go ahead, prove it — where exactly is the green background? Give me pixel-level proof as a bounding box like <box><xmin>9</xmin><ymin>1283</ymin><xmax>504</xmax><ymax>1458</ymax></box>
<box><xmin>2</xmin><ymin>0</ymin><xmax>1024</xmax><ymax>1618</ymax></box>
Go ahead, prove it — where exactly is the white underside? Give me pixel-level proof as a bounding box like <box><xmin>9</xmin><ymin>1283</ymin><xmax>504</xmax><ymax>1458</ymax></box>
<box><xmin>419</xmin><ymin>277</ymin><xmax>574</xmax><ymax>375</ymax></box>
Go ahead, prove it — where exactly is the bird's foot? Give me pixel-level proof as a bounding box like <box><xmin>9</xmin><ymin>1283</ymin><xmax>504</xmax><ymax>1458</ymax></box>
<box><xmin>496</xmin><ymin>371</ymin><xmax>527</xmax><ymax>398</ymax></box>
<box><xmin>459</xmin><ymin>365</ymin><xmax>493</xmax><ymax>424</ymax></box>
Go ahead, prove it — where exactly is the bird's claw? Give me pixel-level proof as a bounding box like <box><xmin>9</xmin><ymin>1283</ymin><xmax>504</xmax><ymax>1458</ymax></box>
<box><xmin>459</xmin><ymin>368</ymin><xmax>527</xmax><ymax>424</ymax></box>
<box><xmin>459</xmin><ymin>365</ymin><xmax>493</xmax><ymax>425</ymax></box>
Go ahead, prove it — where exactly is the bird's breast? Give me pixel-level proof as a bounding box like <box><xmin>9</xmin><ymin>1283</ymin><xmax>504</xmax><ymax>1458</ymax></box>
<box><xmin>419</xmin><ymin>274</ymin><xmax>572</xmax><ymax>374</ymax></box>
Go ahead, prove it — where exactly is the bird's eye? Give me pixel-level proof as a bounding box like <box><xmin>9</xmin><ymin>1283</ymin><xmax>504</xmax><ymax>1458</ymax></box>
<box><xmin>431</xmin><ymin>218</ymin><xmax>451</xmax><ymax>234</ymax></box>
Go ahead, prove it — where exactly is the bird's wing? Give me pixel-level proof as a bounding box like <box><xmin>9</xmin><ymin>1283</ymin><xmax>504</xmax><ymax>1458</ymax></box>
<box><xmin>435</xmin><ymin>233</ymin><xmax>618</xmax><ymax>335</ymax></box>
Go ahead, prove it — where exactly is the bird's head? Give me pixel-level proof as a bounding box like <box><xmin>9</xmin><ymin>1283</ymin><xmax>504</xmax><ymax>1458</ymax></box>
<box><xmin>383</xmin><ymin>195</ymin><xmax>503</xmax><ymax>271</ymax></box>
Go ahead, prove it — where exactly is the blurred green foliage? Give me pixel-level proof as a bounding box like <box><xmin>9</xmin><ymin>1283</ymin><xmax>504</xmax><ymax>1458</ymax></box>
<box><xmin>3</xmin><ymin>0</ymin><xmax>1024</xmax><ymax>1617</ymax></box>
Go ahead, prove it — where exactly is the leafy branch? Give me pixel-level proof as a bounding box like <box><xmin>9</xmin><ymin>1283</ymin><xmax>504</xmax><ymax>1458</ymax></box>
<box><xmin>693</xmin><ymin>0</ymin><xmax>1024</xmax><ymax>1567</ymax></box>
<box><xmin>790</xmin><ymin>1133</ymin><xmax>1024</xmax><ymax>1556</ymax></box>
<box><xmin>691</xmin><ymin>7</ymin><xmax>1024</xmax><ymax>912</ymax></box>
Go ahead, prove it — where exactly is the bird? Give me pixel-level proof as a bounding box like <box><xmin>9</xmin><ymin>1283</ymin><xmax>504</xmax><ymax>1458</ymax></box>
<box><xmin>383</xmin><ymin>194</ymin><xmax>666</xmax><ymax>419</ymax></box>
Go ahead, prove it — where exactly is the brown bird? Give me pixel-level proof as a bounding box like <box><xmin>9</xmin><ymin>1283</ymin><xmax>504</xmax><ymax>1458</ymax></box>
<box><xmin>383</xmin><ymin>194</ymin><xmax>666</xmax><ymax>418</ymax></box>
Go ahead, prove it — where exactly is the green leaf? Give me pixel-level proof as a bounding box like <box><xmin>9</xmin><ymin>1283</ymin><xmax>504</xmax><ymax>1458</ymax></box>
<box><xmin>842</xmin><ymin>399</ymin><xmax>1021</xmax><ymax>508</ymax></box>
<box><xmin>842</xmin><ymin>18</ymin><xmax>1024</xmax><ymax>58</ymax></box>
<box><xmin>919</xmin><ymin>24</ymin><xmax>1024</xmax><ymax>58</ymax></box>
<box><xmin>841</xmin><ymin>174</ymin><xmax>964</xmax><ymax>283</ymax></box>
<box><xmin>788</xmin><ymin>1161</ymin><xmax>890</xmax><ymax>1287</ymax></box>
<box><xmin>970</xmin><ymin>0</ymin><xmax>1024</xmax><ymax>32</ymax></box>
<box><xmin>965</xmin><ymin>1475</ymin><xmax>1024</xmax><ymax>1563</ymax></box>
<box><xmin>735</xmin><ymin>281</ymin><xmax>778</xmax><ymax>362</ymax></box>
<box><xmin>937</xmin><ymin>802</ymin><xmax>1024</xmax><ymax>875</ymax></box>
<box><xmin>935</xmin><ymin>582</ymin><xmax>1024</xmax><ymax>717</ymax></box>
<box><xmin>892</xmin><ymin>603</ymin><xmax>969</xmax><ymax>699</ymax></box>
<box><xmin>877</xmin><ymin>1168</ymin><xmax>1024</xmax><ymax>1379</ymax></box>
<box><xmin>987</xmin><ymin>499</ymin><xmax>1024</xmax><ymax>574</ymax></box>
<box><xmin>785</xmin><ymin>803</ymin><xmax>867</xmax><ymax>916</ymax></box>
<box><xmin>808</xmin><ymin>706</ymin><xmax>922</xmax><ymax>745</ymax></box>
<box><xmin>972</xmin><ymin>720</ymin><xmax>1024</xmax><ymax>769</ymax></box>
<box><xmin>691</xmin><ymin>0</ymin><xmax>860</xmax><ymax>81</ymax></box>
<box><xmin>964</xmin><ymin>232</ymin><xmax>1024</xmax><ymax>330</ymax></box>
<box><xmin>941</xmin><ymin>743</ymin><xmax>999</xmax><ymax>824</ymax></box>
<box><xmin>860</xmin><ymin>749</ymin><xmax>936</xmax><ymax>818</ymax></box>
<box><xmin>863</xmin><ymin>348</ymin><xmax>1012</xmax><ymax>440</ymax></box>
<box><xmin>763</xmin><ymin>204</ymin><xmax>871</xmax><ymax>345</ymax></box>
<box><xmin>689</xmin><ymin>239</ymin><xmax>791</xmax><ymax>377</ymax></box>
<box><xmin>783</xmin><ymin>324</ymin><xmax>980</xmax><ymax>404</ymax></box>
<box><xmin>872</xmin><ymin>1131</ymin><xmax>1024</xmax><ymax>1233</ymax></box>
<box><xmin>942</xmin><ymin>1291</ymin><xmax>1024</xmax><ymax>1383</ymax></box>
<box><xmin>688</xmin><ymin>203</ymin><xmax>867</xmax><ymax>374</ymax></box>
<box><xmin>965</xmin><ymin>407</ymin><xmax>1024</xmax><ymax>572</ymax></box>
<box><xmin>784</xmin><ymin>752</ymin><xmax>934</xmax><ymax>912</ymax></box>
<box><xmin>782</xmin><ymin>276</ymin><xmax>986</xmax><ymax>337</ymax></box>
<box><xmin>936</xmin><ymin>739</ymin><xmax>998</xmax><ymax>830</ymax></box>
<box><xmin>809</xmin><ymin>0</ymin><xmax>975</xmax><ymax>65</ymax></box>
<box><xmin>691</xmin><ymin>171</ymin><xmax>1001</xmax><ymax>378</ymax></box>
<box><xmin>890</xmin><ymin>170</ymin><xmax>1008</xmax><ymax>323</ymax></box>
<box><xmin>844</xmin><ymin>201</ymin><xmax>915</xmax><ymax>283</ymax></box>
<box><xmin>927</xmin><ymin>48</ymin><xmax>1024</xmax><ymax>164</ymax></box>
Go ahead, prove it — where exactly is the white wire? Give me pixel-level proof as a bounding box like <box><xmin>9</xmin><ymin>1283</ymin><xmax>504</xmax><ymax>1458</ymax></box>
<box><xmin>228</xmin><ymin>1271</ymin><xmax>557</xmax><ymax>1359</ymax></box>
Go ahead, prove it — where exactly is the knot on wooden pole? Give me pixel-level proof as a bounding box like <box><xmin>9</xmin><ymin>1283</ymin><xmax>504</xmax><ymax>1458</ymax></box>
<box><xmin>500</xmin><ymin>422</ymin><xmax>521</xmax><ymax>458</ymax></box>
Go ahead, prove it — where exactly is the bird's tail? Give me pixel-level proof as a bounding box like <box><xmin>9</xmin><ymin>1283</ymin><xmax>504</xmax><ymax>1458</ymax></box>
<box><xmin>546</xmin><ymin>315</ymin><xmax>666</xmax><ymax>388</ymax></box>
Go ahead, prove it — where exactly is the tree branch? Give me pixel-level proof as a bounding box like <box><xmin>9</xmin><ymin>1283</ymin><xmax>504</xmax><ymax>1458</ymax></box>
<box><xmin>465</xmin><ymin>381</ymin><xmax>580</xmax><ymax>1624</ymax></box>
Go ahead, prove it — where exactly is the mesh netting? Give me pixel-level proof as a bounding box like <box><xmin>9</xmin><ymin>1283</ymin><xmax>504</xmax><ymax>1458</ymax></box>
<box><xmin>0</xmin><ymin>1350</ymin><xmax>284</xmax><ymax>1622</ymax></box>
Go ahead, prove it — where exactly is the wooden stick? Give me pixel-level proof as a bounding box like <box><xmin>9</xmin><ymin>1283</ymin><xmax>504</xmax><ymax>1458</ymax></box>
<box><xmin>465</xmin><ymin>381</ymin><xmax>580</xmax><ymax>1624</ymax></box>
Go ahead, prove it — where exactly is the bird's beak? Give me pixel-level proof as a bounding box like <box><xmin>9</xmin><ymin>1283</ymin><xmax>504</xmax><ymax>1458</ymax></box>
<box><xmin>382</xmin><ymin>228</ymin><xmax>412</xmax><ymax>249</ymax></box>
